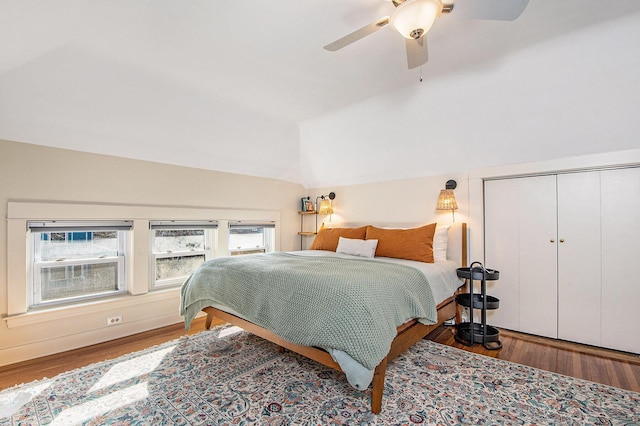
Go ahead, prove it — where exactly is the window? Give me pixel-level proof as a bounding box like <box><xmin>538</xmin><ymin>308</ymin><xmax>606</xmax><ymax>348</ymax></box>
<box><xmin>150</xmin><ymin>221</ymin><xmax>217</xmax><ymax>289</ymax></box>
<box><xmin>228</xmin><ymin>221</ymin><xmax>275</xmax><ymax>256</ymax></box>
<box><xmin>29</xmin><ymin>221</ymin><xmax>132</xmax><ymax>308</ymax></box>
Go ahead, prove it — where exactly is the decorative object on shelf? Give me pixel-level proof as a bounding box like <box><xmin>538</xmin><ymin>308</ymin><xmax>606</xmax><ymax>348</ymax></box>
<box><xmin>436</xmin><ymin>179</ymin><xmax>458</xmax><ymax>222</ymax></box>
<box><xmin>316</xmin><ymin>192</ymin><xmax>336</xmax><ymax>215</ymax></box>
<box><xmin>455</xmin><ymin>261</ymin><xmax>502</xmax><ymax>350</ymax></box>
<box><xmin>300</xmin><ymin>197</ymin><xmax>311</xmax><ymax>212</ymax></box>
<box><xmin>301</xmin><ymin>197</ymin><xmax>315</xmax><ymax>212</ymax></box>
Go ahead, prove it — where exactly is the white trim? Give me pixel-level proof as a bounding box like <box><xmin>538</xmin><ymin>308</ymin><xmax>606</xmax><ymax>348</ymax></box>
<box><xmin>469</xmin><ymin>148</ymin><xmax>640</xmax><ymax>180</ymax></box>
<box><xmin>0</xmin><ymin>310</ymin><xmax>195</xmax><ymax>367</ymax></box>
<box><xmin>5</xmin><ymin>288</ymin><xmax>180</xmax><ymax>328</ymax></box>
<box><xmin>8</xmin><ymin>201</ymin><xmax>280</xmax><ymax>222</ymax></box>
<box><xmin>7</xmin><ymin>201</ymin><xmax>280</xmax><ymax>316</ymax></box>
<box><xmin>468</xmin><ymin>149</ymin><xmax>640</xmax><ymax>265</ymax></box>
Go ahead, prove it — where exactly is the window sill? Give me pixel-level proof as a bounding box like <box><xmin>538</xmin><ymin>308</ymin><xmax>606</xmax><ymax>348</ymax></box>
<box><xmin>3</xmin><ymin>288</ymin><xmax>180</xmax><ymax>329</ymax></box>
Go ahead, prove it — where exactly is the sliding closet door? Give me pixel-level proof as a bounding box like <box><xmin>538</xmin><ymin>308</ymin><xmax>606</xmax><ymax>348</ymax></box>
<box><xmin>485</xmin><ymin>175</ymin><xmax>558</xmax><ymax>338</ymax></box>
<box><xmin>557</xmin><ymin>172</ymin><xmax>602</xmax><ymax>347</ymax></box>
<box><xmin>600</xmin><ymin>167</ymin><xmax>640</xmax><ymax>353</ymax></box>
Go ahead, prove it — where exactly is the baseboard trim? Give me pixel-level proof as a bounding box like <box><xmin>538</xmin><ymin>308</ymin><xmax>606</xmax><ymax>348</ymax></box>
<box><xmin>0</xmin><ymin>313</ymin><xmax>185</xmax><ymax>367</ymax></box>
<box><xmin>499</xmin><ymin>329</ymin><xmax>640</xmax><ymax>365</ymax></box>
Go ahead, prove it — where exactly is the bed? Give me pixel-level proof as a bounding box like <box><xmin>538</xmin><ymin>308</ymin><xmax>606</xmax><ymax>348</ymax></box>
<box><xmin>180</xmin><ymin>222</ymin><xmax>467</xmax><ymax>414</ymax></box>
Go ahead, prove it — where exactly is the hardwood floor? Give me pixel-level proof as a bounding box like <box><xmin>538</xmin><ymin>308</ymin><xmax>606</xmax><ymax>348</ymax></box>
<box><xmin>428</xmin><ymin>325</ymin><xmax>640</xmax><ymax>393</ymax></box>
<box><xmin>1</xmin><ymin>319</ymin><xmax>639</xmax><ymax>394</ymax></box>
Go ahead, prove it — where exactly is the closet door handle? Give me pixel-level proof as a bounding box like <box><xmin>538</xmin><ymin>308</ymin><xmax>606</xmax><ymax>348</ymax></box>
<box><xmin>559</xmin><ymin>239</ymin><xmax>565</xmax><ymax>243</ymax></box>
<box><xmin>550</xmin><ymin>239</ymin><xmax>555</xmax><ymax>243</ymax></box>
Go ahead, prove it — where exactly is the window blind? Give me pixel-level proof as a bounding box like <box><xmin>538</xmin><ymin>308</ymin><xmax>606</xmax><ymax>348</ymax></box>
<box><xmin>150</xmin><ymin>220</ymin><xmax>218</xmax><ymax>230</ymax></box>
<box><xmin>28</xmin><ymin>220</ymin><xmax>134</xmax><ymax>232</ymax></box>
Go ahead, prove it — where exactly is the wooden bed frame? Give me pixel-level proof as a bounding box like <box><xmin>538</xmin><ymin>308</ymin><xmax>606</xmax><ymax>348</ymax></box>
<box><xmin>201</xmin><ymin>222</ymin><xmax>467</xmax><ymax>414</ymax></box>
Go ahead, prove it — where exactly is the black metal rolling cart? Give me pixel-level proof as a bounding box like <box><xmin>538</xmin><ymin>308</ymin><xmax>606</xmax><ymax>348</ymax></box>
<box><xmin>455</xmin><ymin>261</ymin><xmax>502</xmax><ymax>350</ymax></box>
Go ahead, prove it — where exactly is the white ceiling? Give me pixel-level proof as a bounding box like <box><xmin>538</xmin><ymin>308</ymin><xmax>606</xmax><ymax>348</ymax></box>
<box><xmin>2</xmin><ymin>0</ymin><xmax>640</xmax><ymax>183</ymax></box>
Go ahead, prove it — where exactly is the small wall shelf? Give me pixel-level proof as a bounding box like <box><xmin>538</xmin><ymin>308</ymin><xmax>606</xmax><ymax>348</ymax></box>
<box><xmin>298</xmin><ymin>211</ymin><xmax>318</xmax><ymax>249</ymax></box>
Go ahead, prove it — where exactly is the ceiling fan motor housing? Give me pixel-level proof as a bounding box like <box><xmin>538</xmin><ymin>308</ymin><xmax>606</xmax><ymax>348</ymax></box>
<box><xmin>410</xmin><ymin>29</ymin><xmax>424</xmax><ymax>39</ymax></box>
<box><xmin>390</xmin><ymin>0</ymin><xmax>444</xmax><ymax>40</ymax></box>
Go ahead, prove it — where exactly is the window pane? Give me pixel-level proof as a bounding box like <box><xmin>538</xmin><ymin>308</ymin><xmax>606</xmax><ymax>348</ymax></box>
<box><xmin>39</xmin><ymin>262</ymin><xmax>118</xmax><ymax>302</ymax></box>
<box><xmin>151</xmin><ymin>227</ymin><xmax>211</xmax><ymax>288</ymax></box>
<box><xmin>31</xmin><ymin>227</ymin><xmax>127</xmax><ymax>307</ymax></box>
<box><xmin>154</xmin><ymin>230</ymin><xmax>205</xmax><ymax>253</ymax></box>
<box><xmin>229</xmin><ymin>228</ymin><xmax>265</xmax><ymax>250</ymax></box>
<box><xmin>156</xmin><ymin>254</ymin><xmax>206</xmax><ymax>281</ymax></box>
<box><xmin>229</xmin><ymin>226</ymin><xmax>274</xmax><ymax>255</ymax></box>
<box><xmin>37</xmin><ymin>231</ymin><xmax>119</xmax><ymax>261</ymax></box>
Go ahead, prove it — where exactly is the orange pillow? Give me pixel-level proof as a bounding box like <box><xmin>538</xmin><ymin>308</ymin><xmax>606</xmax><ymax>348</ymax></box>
<box><xmin>310</xmin><ymin>226</ymin><xmax>368</xmax><ymax>252</ymax></box>
<box><xmin>365</xmin><ymin>223</ymin><xmax>437</xmax><ymax>263</ymax></box>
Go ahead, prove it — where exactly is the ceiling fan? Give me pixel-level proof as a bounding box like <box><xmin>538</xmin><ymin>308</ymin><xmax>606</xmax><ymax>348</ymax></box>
<box><xmin>324</xmin><ymin>0</ymin><xmax>529</xmax><ymax>69</ymax></box>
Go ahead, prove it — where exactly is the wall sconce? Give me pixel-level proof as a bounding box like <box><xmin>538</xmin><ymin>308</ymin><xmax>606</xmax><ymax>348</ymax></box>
<box><xmin>436</xmin><ymin>180</ymin><xmax>458</xmax><ymax>222</ymax></box>
<box><xmin>316</xmin><ymin>192</ymin><xmax>336</xmax><ymax>215</ymax></box>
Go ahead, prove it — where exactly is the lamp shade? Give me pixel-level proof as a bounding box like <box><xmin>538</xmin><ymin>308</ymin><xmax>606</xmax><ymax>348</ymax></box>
<box><xmin>318</xmin><ymin>198</ymin><xmax>334</xmax><ymax>215</ymax></box>
<box><xmin>390</xmin><ymin>0</ymin><xmax>443</xmax><ymax>40</ymax></box>
<box><xmin>436</xmin><ymin>189</ymin><xmax>458</xmax><ymax>211</ymax></box>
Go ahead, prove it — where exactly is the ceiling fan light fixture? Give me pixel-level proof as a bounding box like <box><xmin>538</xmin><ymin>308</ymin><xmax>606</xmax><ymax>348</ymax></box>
<box><xmin>390</xmin><ymin>0</ymin><xmax>443</xmax><ymax>39</ymax></box>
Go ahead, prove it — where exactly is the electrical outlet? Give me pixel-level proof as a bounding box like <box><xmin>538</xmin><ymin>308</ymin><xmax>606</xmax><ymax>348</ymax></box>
<box><xmin>107</xmin><ymin>314</ymin><xmax>123</xmax><ymax>326</ymax></box>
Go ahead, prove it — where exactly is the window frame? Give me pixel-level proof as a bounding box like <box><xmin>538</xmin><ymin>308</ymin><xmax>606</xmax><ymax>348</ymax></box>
<box><xmin>228</xmin><ymin>221</ymin><xmax>276</xmax><ymax>256</ymax></box>
<box><xmin>6</xmin><ymin>201</ymin><xmax>281</xmax><ymax>323</ymax></box>
<box><xmin>149</xmin><ymin>221</ymin><xmax>218</xmax><ymax>289</ymax></box>
<box><xmin>28</xmin><ymin>221</ymin><xmax>132</xmax><ymax>309</ymax></box>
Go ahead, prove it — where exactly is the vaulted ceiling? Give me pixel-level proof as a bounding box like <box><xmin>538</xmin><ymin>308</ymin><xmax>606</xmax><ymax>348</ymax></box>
<box><xmin>2</xmin><ymin>0</ymin><xmax>639</xmax><ymax>185</ymax></box>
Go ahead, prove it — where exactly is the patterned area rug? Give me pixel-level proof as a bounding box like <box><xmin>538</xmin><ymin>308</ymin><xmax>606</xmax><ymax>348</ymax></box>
<box><xmin>1</xmin><ymin>325</ymin><xmax>638</xmax><ymax>425</ymax></box>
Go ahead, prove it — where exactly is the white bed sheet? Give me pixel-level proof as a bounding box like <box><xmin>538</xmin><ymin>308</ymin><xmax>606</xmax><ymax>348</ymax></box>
<box><xmin>290</xmin><ymin>250</ymin><xmax>463</xmax><ymax>306</ymax></box>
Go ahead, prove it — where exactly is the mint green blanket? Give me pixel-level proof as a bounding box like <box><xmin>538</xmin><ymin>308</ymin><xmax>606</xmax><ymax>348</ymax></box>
<box><xmin>180</xmin><ymin>252</ymin><xmax>436</xmax><ymax>370</ymax></box>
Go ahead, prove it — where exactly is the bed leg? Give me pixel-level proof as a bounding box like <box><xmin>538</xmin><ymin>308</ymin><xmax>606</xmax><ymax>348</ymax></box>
<box><xmin>371</xmin><ymin>357</ymin><xmax>388</xmax><ymax>414</ymax></box>
<box><xmin>455</xmin><ymin>287</ymin><xmax>463</xmax><ymax>326</ymax></box>
<box><xmin>205</xmin><ymin>311</ymin><xmax>214</xmax><ymax>330</ymax></box>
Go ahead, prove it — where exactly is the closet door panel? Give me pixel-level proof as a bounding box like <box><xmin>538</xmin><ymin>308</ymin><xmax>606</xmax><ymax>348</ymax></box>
<box><xmin>557</xmin><ymin>172</ymin><xmax>602</xmax><ymax>346</ymax></box>
<box><xmin>601</xmin><ymin>167</ymin><xmax>640</xmax><ymax>353</ymax></box>
<box><xmin>517</xmin><ymin>175</ymin><xmax>558</xmax><ymax>338</ymax></box>
<box><xmin>484</xmin><ymin>179</ymin><xmax>521</xmax><ymax>331</ymax></box>
<box><xmin>485</xmin><ymin>175</ymin><xmax>558</xmax><ymax>337</ymax></box>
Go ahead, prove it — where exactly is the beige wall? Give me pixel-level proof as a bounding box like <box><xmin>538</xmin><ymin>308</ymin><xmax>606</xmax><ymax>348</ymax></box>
<box><xmin>5</xmin><ymin>137</ymin><xmax>637</xmax><ymax>366</ymax></box>
<box><xmin>306</xmin><ymin>173</ymin><xmax>469</xmax><ymax>242</ymax></box>
<box><xmin>0</xmin><ymin>139</ymin><xmax>303</xmax><ymax>365</ymax></box>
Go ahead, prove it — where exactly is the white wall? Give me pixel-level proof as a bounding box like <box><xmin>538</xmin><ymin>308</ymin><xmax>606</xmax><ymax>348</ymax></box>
<box><xmin>0</xmin><ymin>55</ymin><xmax>301</xmax><ymax>183</ymax></box>
<box><xmin>0</xmin><ymin>139</ymin><xmax>303</xmax><ymax>365</ymax></box>
<box><xmin>309</xmin><ymin>173</ymin><xmax>467</xmax><ymax>227</ymax></box>
<box><xmin>304</xmin><ymin>173</ymin><xmax>469</xmax><ymax>251</ymax></box>
<box><xmin>299</xmin><ymin>11</ymin><xmax>640</xmax><ymax>188</ymax></box>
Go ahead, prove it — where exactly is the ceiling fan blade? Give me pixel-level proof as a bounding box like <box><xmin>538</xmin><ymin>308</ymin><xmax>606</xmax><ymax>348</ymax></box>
<box><xmin>450</xmin><ymin>0</ymin><xmax>529</xmax><ymax>21</ymax></box>
<box><xmin>406</xmin><ymin>37</ymin><xmax>428</xmax><ymax>69</ymax></box>
<box><xmin>324</xmin><ymin>17</ymin><xmax>389</xmax><ymax>51</ymax></box>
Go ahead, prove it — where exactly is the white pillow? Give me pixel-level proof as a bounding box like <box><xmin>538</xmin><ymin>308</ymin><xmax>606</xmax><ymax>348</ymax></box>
<box><xmin>336</xmin><ymin>237</ymin><xmax>378</xmax><ymax>259</ymax></box>
<box><xmin>433</xmin><ymin>224</ymin><xmax>451</xmax><ymax>262</ymax></box>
